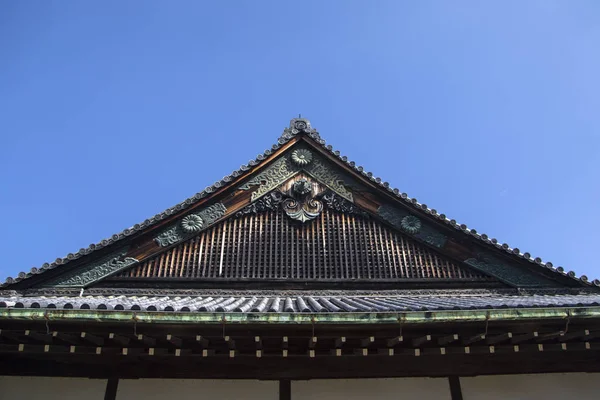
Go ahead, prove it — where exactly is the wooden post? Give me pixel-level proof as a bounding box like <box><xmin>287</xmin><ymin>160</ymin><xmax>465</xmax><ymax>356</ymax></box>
<box><xmin>279</xmin><ymin>380</ymin><xmax>291</xmax><ymax>400</ymax></box>
<box><xmin>448</xmin><ymin>376</ymin><xmax>463</xmax><ymax>400</ymax></box>
<box><xmin>104</xmin><ymin>378</ymin><xmax>119</xmax><ymax>400</ymax></box>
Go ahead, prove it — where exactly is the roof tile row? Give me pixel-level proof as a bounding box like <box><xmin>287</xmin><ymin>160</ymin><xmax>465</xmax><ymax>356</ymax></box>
<box><xmin>1</xmin><ymin>293</ymin><xmax>600</xmax><ymax>313</ymax></box>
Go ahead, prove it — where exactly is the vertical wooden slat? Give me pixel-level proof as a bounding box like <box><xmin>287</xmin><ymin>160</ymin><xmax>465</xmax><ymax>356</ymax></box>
<box><xmin>218</xmin><ymin>222</ymin><xmax>227</xmax><ymax>276</ymax></box>
<box><xmin>205</xmin><ymin>226</ymin><xmax>216</xmax><ymax>277</ymax></box>
<box><xmin>118</xmin><ymin>209</ymin><xmax>491</xmax><ymax>282</ymax></box>
<box><xmin>196</xmin><ymin>233</ymin><xmax>205</xmax><ymax>278</ymax></box>
<box><xmin>236</xmin><ymin>216</ymin><xmax>243</xmax><ymax>279</ymax></box>
<box><xmin>321</xmin><ymin>210</ymin><xmax>328</xmax><ymax>278</ymax></box>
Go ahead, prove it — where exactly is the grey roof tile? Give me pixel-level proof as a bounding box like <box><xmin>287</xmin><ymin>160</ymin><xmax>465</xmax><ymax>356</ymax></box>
<box><xmin>3</xmin><ymin>292</ymin><xmax>599</xmax><ymax>313</ymax></box>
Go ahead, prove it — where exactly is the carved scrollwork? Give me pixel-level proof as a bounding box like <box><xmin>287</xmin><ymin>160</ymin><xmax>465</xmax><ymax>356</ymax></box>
<box><xmin>44</xmin><ymin>250</ymin><xmax>139</xmax><ymax>287</ymax></box>
<box><xmin>280</xmin><ymin>179</ymin><xmax>323</xmax><ymax>223</ymax></box>
<box><xmin>237</xmin><ymin>176</ymin><xmax>373</xmax><ymax>223</ymax></box>
<box><xmin>236</xmin><ymin>192</ymin><xmax>284</xmax><ymax>217</ymax></box>
<box><xmin>155</xmin><ymin>203</ymin><xmax>227</xmax><ymax>247</ymax></box>
<box><xmin>238</xmin><ymin>157</ymin><xmax>296</xmax><ymax>201</ymax></box>
<box><xmin>238</xmin><ymin>145</ymin><xmax>353</xmax><ymax>202</ymax></box>
<box><xmin>322</xmin><ymin>192</ymin><xmax>369</xmax><ymax>217</ymax></box>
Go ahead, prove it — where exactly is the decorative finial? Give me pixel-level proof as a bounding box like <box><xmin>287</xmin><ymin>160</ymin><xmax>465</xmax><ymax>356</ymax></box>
<box><xmin>278</xmin><ymin>117</ymin><xmax>321</xmax><ymax>144</ymax></box>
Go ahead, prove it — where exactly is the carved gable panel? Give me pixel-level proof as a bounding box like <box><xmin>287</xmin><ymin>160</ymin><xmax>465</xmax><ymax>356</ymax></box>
<box><xmin>114</xmin><ymin>207</ymin><xmax>493</xmax><ymax>283</ymax></box>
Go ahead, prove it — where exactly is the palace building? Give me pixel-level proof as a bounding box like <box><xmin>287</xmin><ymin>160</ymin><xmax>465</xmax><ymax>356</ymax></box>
<box><xmin>0</xmin><ymin>118</ymin><xmax>599</xmax><ymax>399</ymax></box>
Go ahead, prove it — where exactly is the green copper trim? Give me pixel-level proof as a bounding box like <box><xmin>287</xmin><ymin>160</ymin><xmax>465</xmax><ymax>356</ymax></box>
<box><xmin>154</xmin><ymin>203</ymin><xmax>227</xmax><ymax>247</ymax></box>
<box><xmin>43</xmin><ymin>250</ymin><xmax>138</xmax><ymax>288</ymax></box>
<box><xmin>465</xmin><ymin>254</ymin><xmax>558</xmax><ymax>288</ymax></box>
<box><xmin>0</xmin><ymin>307</ymin><xmax>598</xmax><ymax>325</ymax></box>
<box><xmin>378</xmin><ymin>204</ymin><xmax>447</xmax><ymax>248</ymax></box>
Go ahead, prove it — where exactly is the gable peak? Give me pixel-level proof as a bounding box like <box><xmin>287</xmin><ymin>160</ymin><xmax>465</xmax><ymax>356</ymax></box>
<box><xmin>279</xmin><ymin>117</ymin><xmax>322</xmax><ymax>144</ymax></box>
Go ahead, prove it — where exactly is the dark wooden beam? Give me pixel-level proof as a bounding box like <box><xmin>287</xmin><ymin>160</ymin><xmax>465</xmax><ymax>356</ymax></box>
<box><xmin>108</xmin><ymin>333</ymin><xmax>130</xmax><ymax>346</ymax></box>
<box><xmin>412</xmin><ymin>335</ymin><xmax>431</xmax><ymax>347</ymax></box>
<box><xmin>360</xmin><ymin>336</ymin><xmax>375</xmax><ymax>347</ymax></box>
<box><xmin>52</xmin><ymin>332</ymin><xmax>80</xmax><ymax>345</ymax></box>
<box><xmin>24</xmin><ymin>330</ymin><xmax>52</xmax><ymax>344</ymax></box>
<box><xmin>135</xmin><ymin>334</ymin><xmax>156</xmax><ymax>347</ymax></box>
<box><xmin>225</xmin><ymin>336</ymin><xmax>236</xmax><ymax>350</ymax></box>
<box><xmin>463</xmin><ymin>334</ymin><xmax>486</xmax><ymax>345</ymax></box>
<box><xmin>334</xmin><ymin>336</ymin><xmax>346</xmax><ymax>348</ymax></box>
<box><xmin>511</xmin><ymin>332</ymin><xmax>538</xmax><ymax>344</ymax></box>
<box><xmin>438</xmin><ymin>334</ymin><xmax>459</xmax><ymax>346</ymax></box>
<box><xmin>80</xmin><ymin>332</ymin><xmax>104</xmax><ymax>346</ymax></box>
<box><xmin>386</xmin><ymin>336</ymin><xmax>403</xmax><ymax>347</ymax></box>
<box><xmin>166</xmin><ymin>334</ymin><xmax>182</xmax><ymax>347</ymax></box>
<box><xmin>196</xmin><ymin>335</ymin><xmax>209</xmax><ymax>347</ymax></box>
<box><xmin>486</xmin><ymin>332</ymin><xmax>512</xmax><ymax>345</ymax></box>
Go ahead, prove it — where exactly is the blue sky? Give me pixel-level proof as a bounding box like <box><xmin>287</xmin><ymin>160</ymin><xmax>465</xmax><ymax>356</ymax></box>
<box><xmin>1</xmin><ymin>1</ymin><xmax>599</xmax><ymax>281</ymax></box>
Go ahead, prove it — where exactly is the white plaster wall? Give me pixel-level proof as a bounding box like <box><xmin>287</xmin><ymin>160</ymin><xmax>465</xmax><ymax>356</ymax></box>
<box><xmin>461</xmin><ymin>373</ymin><xmax>600</xmax><ymax>400</ymax></box>
<box><xmin>116</xmin><ymin>378</ymin><xmax>278</xmax><ymax>400</ymax></box>
<box><xmin>292</xmin><ymin>378</ymin><xmax>451</xmax><ymax>400</ymax></box>
<box><xmin>0</xmin><ymin>376</ymin><xmax>106</xmax><ymax>400</ymax></box>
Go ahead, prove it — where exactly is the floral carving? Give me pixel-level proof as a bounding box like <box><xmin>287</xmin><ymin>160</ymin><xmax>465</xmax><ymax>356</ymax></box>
<box><xmin>181</xmin><ymin>214</ymin><xmax>204</xmax><ymax>233</ymax></box>
<box><xmin>401</xmin><ymin>215</ymin><xmax>421</xmax><ymax>234</ymax></box>
<box><xmin>291</xmin><ymin>149</ymin><xmax>313</xmax><ymax>166</ymax></box>
<box><xmin>322</xmin><ymin>192</ymin><xmax>368</xmax><ymax>217</ymax></box>
<box><xmin>236</xmin><ymin>192</ymin><xmax>284</xmax><ymax>217</ymax></box>
<box><xmin>155</xmin><ymin>203</ymin><xmax>227</xmax><ymax>247</ymax></box>
<box><xmin>378</xmin><ymin>204</ymin><xmax>447</xmax><ymax>247</ymax></box>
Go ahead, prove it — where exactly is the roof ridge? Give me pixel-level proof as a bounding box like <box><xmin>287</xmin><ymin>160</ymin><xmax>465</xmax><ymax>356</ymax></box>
<box><xmin>3</xmin><ymin>118</ymin><xmax>598</xmax><ymax>288</ymax></box>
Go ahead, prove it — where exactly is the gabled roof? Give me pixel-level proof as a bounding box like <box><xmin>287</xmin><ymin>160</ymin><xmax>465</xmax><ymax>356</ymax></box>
<box><xmin>2</xmin><ymin>118</ymin><xmax>598</xmax><ymax>290</ymax></box>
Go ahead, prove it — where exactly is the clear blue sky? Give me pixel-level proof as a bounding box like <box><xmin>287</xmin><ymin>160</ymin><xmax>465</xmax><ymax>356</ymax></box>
<box><xmin>1</xmin><ymin>1</ymin><xmax>599</xmax><ymax>281</ymax></box>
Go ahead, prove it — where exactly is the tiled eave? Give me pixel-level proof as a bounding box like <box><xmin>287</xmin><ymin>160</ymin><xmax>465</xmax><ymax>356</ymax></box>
<box><xmin>1</xmin><ymin>292</ymin><xmax>600</xmax><ymax>315</ymax></box>
<box><xmin>3</xmin><ymin>118</ymin><xmax>599</xmax><ymax>288</ymax></box>
<box><xmin>0</xmin><ymin>301</ymin><xmax>599</xmax><ymax>327</ymax></box>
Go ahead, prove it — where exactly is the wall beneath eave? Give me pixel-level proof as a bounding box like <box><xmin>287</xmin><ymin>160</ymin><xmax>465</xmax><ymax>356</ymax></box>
<box><xmin>116</xmin><ymin>379</ymin><xmax>279</xmax><ymax>400</ymax></box>
<box><xmin>292</xmin><ymin>378</ymin><xmax>451</xmax><ymax>399</ymax></box>
<box><xmin>460</xmin><ymin>373</ymin><xmax>600</xmax><ymax>399</ymax></box>
<box><xmin>0</xmin><ymin>376</ymin><xmax>106</xmax><ymax>400</ymax></box>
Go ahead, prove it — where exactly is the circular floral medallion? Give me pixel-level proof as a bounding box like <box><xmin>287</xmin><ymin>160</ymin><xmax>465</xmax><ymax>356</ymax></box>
<box><xmin>291</xmin><ymin>149</ymin><xmax>313</xmax><ymax>166</ymax></box>
<box><xmin>400</xmin><ymin>215</ymin><xmax>421</xmax><ymax>234</ymax></box>
<box><xmin>181</xmin><ymin>214</ymin><xmax>204</xmax><ymax>233</ymax></box>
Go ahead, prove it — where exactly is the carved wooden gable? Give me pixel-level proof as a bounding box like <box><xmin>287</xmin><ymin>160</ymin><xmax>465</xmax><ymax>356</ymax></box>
<box><xmin>111</xmin><ymin>190</ymin><xmax>493</xmax><ymax>284</ymax></box>
<box><xmin>4</xmin><ymin>118</ymin><xmax>592</xmax><ymax>292</ymax></box>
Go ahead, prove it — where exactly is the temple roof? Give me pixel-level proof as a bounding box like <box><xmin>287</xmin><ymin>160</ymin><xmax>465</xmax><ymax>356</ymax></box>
<box><xmin>2</xmin><ymin>118</ymin><xmax>598</xmax><ymax>292</ymax></box>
